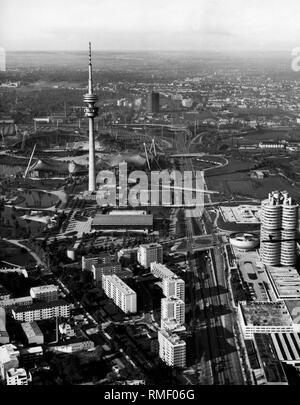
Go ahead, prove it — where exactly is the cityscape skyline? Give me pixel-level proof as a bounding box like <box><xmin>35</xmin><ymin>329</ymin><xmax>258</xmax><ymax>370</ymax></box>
<box><xmin>1</xmin><ymin>0</ymin><xmax>300</xmax><ymax>390</ymax></box>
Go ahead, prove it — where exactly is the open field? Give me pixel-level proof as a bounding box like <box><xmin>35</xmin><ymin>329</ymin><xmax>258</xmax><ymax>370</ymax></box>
<box><xmin>205</xmin><ymin>156</ymin><xmax>300</xmax><ymax>201</ymax></box>
<box><xmin>234</xmin><ymin>129</ymin><xmax>298</xmax><ymax>145</ymax></box>
<box><xmin>0</xmin><ymin>240</ymin><xmax>36</xmax><ymax>267</ymax></box>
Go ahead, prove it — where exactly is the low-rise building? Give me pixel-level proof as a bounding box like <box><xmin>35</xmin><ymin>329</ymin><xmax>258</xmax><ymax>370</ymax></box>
<box><xmin>0</xmin><ymin>307</ymin><xmax>9</xmax><ymax>344</ymax></box>
<box><xmin>30</xmin><ymin>285</ymin><xmax>58</xmax><ymax>302</ymax></box>
<box><xmin>47</xmin><ymin>337</ymin><xmax>95</xmax><ymax>354</ymax></box>
<box><xmin>12</xmin><ymin>300</ymin><xmax>70</xmax><ymax>322</ymax></box>
<box><xmin>6</xmin><ymin>368</ymin><xmax>31</xmax><ymax>385</ymax></box>
<box><xmin>92</xmin><ymin>211</ymin><xmax>153</xmax><ymax>234</ymax></box>
<box><xmin>0</xmin><ymin>284</ymin><xmax>10</xmax><ymax>301</ymax></box>
<box><xmin>138</xmin><ymin>243</ymin><xmax>163</xmax><ymax>268</ymax></box>
<box><xmin>21</xmin><ymin>322</ymin><xmax>44</xmax><ymax>345</ymax></box>
<box><xmin>253</xmin><ymin>334</ymin><xmax>289</xmax><ymax>385</ymax></box>
<box><xmin>238</xmin><ymin>301</ymin><xmax>300</xmax><ymax>339</ymax></box>
<box><xmin>265</xmin><ymin>266</ymin><xmax>300</xmax><ymax>301</ymax></box>
<box><xmin>0</xmin><ymin>296</ymin><xmax>33</xmax><ymax>311</ymax></box>
<box><xmin>19</xmin><ymin>346</ymin><xmax>43</xmax><ymax>369</ymax></box>
<box><xmin>0</xmin><ymin>344</ymin><xmax>19</xmax><ymax>380</ymax></box>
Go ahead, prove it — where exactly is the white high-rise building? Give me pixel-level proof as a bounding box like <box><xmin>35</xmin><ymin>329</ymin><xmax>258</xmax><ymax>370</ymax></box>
<box><xmin>260</xmin><ymin>191</ymin><xmax>298</xmax><ymax>266</ymax></box>
<box><xmin>158</xmin><ymin>330</ymin><xmax>186</xmax><ymax>368</ymax></box>
<box><xmin>138</xmin><ymin>243</ymin><xmax>163</xmax><ymax>268</ymax></box>
<box><xmin>162</xmin><ymin>276</ymin><xmax>185</xmax><ymax>301</ymax></box>
<box><xmin>161</xmin><ymin>296</ymin><xmax>185</xmax><ymax>326</ymax></box>
<box><xmin>102</xmin><ymin>275</ymin><xmax>137</xmax><ymax>314</ymax></box>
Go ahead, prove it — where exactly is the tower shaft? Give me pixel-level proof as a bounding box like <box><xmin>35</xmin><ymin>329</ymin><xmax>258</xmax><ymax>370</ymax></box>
<box><xmin>83</xmin><ymin>42</ymin><xmax>98</xmax><ymax>192</ymax></box>
<box><xmin>88</xmin><ymin>118</ymin><xmax>96</xmax><ymax>191</ymax></box>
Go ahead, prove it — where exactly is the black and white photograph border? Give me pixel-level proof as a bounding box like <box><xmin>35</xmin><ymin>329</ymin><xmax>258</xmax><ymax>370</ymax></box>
<box><xmin>0</xmin><ymin>0</ymin><xmax>300</xmax><ymax>392</ymax></box>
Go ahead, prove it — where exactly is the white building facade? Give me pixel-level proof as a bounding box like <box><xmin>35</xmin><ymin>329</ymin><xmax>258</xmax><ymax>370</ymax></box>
<box><xmin>138</xmin><ymin>243</ymin><xmax>163</xmax><ymax>268</ymax></box>
<box><xmin>158</xmin><ymin>330</ymin><xmax>186</xmax><ymax>368</ymax></box>
<box><xmin>102</xmin><ymin>275</ymin><xmax>137</xmax><ymax>314</ymax></box>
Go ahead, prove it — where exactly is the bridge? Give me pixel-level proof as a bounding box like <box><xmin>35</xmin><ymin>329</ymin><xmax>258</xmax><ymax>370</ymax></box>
<box><xmin>162</xmin><ymin>232</ymin><xmax>230</xmax><ymax>254</ymax></box>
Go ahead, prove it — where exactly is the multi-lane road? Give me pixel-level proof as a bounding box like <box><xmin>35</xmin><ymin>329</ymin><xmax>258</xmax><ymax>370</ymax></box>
<box><xmin>175</xmin><ymin>129</ymin><xmax>246</xmax><ymax>385</ymax></box>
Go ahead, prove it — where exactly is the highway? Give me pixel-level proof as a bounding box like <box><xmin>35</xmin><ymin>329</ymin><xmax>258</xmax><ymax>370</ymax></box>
<box><xmin>175</xmin><ymin>128</ymin><xmax>246</xmax><ymax>385</ymax></box>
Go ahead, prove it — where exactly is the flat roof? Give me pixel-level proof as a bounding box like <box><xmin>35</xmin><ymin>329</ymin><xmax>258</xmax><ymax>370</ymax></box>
<box><xmin>13</xmin><ymin>300</ymin><xmax>69</xmax><ymax>314</ymax></box>
<box><xmin>30</xmin><ymin>284</ymin><xmax>58</xmax><ymax>294</ymax></box>
<box><xmin>92</xmin><ymin>214</ymin><xmax>153</xmax><ymax>227</ymax></box>
<box><xmin>220</xmin><ymin>205</ymin><xmax>261</xmax><ymax>224</ymax></box>
<box><xmin>20</xmin><ymin>346</ymin><xmax>43</xmax><ymax>354</ymax></box>
<box><xmin>271</xmin><ymin>333</ymin><xmax>300</xmax><ymax>362</ymax></box>
<box><xmin>139</xmin><ymin>243</ymin><xmax>162</xmax><ymax>248</ymax></box>
<box><xmin>48</xmin><ymin>336</ymin><xmax>93</xmax><ymax>347</ymax></box>
<box><xmin>103</xmin><ymin>275</ymin><xmax>136</xmax><ymax>296</ymax></box>
<box><xmin>254</xmin><ymin>334</ymin><xmax>288</xmax><ymax>384</ymax></box>
<box><xmin>266</xmin><ymin>266</ymin><xmax>300</xmax><ymax>300</ymax></box>
<box><xmin>109</xmin><ymin>210</ymin><xmax>147</xmax><ymax>216</ymax></box>
<box><xmin>0</xmin><ymin>296</ymin><xmax>33</xmax><ymax>307</ymax></box>
<box><xmin>21</xmin><ymin>322</ymin><xmax>43</xmax><ymax>338</ymax></box>
<box><xmin>285</xmin><ymin>300</ymin><xmax>300</xmax><ymax>324</ymax></box>
<box><xmin>240</xmin><ymin>301</ymin><xmax>293</xmax><ymax>327</ymax></box>
<box><xmin>234</xmin><ymin>249</ymin><xmax>272</xmax><ymax>302</ymax></box>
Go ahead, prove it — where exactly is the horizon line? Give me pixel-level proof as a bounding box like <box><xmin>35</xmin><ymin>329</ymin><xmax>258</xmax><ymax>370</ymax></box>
<box><xmin>3</xmin><ymin>48</ymin><xmax>293</xmax><ymax>53</ymax></box>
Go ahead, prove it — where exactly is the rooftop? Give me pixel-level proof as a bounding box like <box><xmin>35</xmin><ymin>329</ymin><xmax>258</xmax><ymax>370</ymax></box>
<box><xmin>6</xmin><ymin>368</ymin><xmax>28</xmax><ymax>378</ymax></box>
<box><xmin>20</xmin><ymin>346</ymin><xmax>43</xmax><ymax>355</ymax></box>
<box><xmin>109</xmin><ymin>210</ymin><xmax>147</xmax><ymax>216</ymax></box>
<box><xmin>220</xmin><ymin>205</ymin><xmax>261</xmax><ymax>224</ymax></box>
<box><xmin>21</xmin><ymin>321</ymin><xmax>43</xmax><ymax>338</ymax></box>
<box><xmin>13</xmin><ymin>300</ymin><xmax>69</xmax><ymax>314</ymax></box>
<box><xmin>162</xmin><ymin>296</ymin><xmax>185</xmax><ymax>305</ymax></box>
<box><xmin>254</xmin><ymin>334</ymin><xmax>288</xmax><ymax>384</ymax></box>
<box><xmin>270</xmin><ymin>332</ymin><xmax>300</xmax><ymax>362</ymax></box>
<box><xmin>92</xmin><ymin>213</ymin><xmax>153</xmax><ymax>227</ymax></box>
<box><xmin>158</xmin><ymin>330</ymin><xmax>186</xmax><ymax>346</ymax></box>
<box><xmin>30</xmin><ymin>284</ymin><xmax>58</xmax><ymax>294</ymax></box>
<box><xmin>103</xmin><ymin>275</ymin><xmax>136</xmax><ymax>296</ymax></box>
<box><xmin>0</xmin><ymin>344</ymin><xmax>19</xmax><ymax>363</ymax></box>
<box><xmin>150</xmin><ymin>262</ymin><xmax>174</xmax><ymax>278</ymax></box>
<box><xmin>140</xmin><ymin>243</ymin><xmax>162</xmax><ymax>249</ymax></box>
<box><xmin>284</xmin><ymin>300</ymin><xmax>300</xmax><ymax>324</ymax></box>
<box><xmin>0</xmin><ymin>296</ymin><xmax>33</xmax><ymax>307</ymax></box>
<box><xmin>266</xmin><ymin>266</ymin><xmax>300</xmax><ymax>300</ymax></box>
<box><xmin>48</xmin><ymin>335</ymin><xmax>93</xmax><ymax>348</ymax></box>
<box><xmin>240</xmin><ymin>301</ymin><xmax>293</xmax><ymax>327</ymax></box>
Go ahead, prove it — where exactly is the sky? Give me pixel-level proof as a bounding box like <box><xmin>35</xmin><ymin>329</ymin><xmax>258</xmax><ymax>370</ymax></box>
<box><xmin>1</xmin><ymin>0</ymin><xmax>300</xmax><ymax>51</ymax></box>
